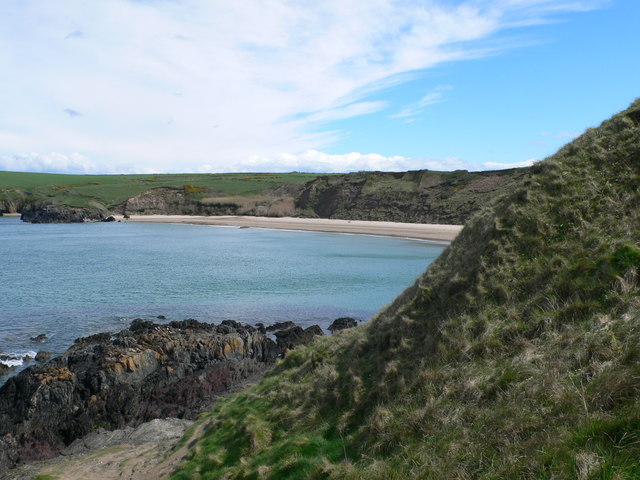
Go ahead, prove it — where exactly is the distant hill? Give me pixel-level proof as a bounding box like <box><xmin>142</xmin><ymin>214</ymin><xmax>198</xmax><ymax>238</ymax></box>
<box><xmin>173</xmin><ymin>99</ymin><xmax>640</xmax><ymax>479</ymax></box>
<box><xmin>0</xmin><ymin>168</ymin><xmax>525</xmax><ymax>224</ymax></box>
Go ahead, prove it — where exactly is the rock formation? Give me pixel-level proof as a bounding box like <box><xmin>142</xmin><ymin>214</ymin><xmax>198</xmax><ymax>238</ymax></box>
<box><xmin>328</xmin><ymin>317</ymin><xmax>358</xmax><ymax>333</ymax></box>
<box><xmin>20</xmin><ymin>202</ymin><xmax>108</xmax><ymax>223</ymax></box>
<box><xmin>0</xmin><ymin>318</ymin><xmax>321</xmax><ymax>473</ymax></box>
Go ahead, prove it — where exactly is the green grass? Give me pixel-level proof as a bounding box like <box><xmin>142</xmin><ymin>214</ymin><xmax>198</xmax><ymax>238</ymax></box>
<box><xmin>172</xmin><ymin>98</ymin><xmax>640</xmax><ymax>479</ymax></box>
<box><xmin>0</xmin><ymin>171</ymin><xmax>321</xmax><ymax>209</ymax></box>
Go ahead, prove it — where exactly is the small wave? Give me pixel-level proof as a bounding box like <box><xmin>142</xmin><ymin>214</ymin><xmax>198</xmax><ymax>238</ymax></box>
<box><xmin>0</xmin><ymin>350</ymin><xmax>37</xmax><ymax>367</ymax></box>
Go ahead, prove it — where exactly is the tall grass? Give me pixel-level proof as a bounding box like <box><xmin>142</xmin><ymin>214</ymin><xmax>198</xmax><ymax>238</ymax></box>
<box><xmin>173</xmin><ymin>99</ymin><xmax>640</xmax><ymax>479</ymax></box>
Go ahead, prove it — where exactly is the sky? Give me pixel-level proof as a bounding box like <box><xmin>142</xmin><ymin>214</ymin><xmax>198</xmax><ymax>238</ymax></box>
<box><xmin>0</xmin><ymin>0</ymin><xmax>638</xmax><ymax>174</ymax></box>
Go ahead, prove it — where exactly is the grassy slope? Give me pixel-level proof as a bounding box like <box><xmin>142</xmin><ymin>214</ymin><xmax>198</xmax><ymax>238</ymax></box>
<box><xmin>0</xmin><ymin>172</ymin><xmax>320</xmax><ymax>209</ymax></box>
<box><xmin>173</xmin><ymin>99</ymin><xmax>640</xmax><ymax>479</ymax></box>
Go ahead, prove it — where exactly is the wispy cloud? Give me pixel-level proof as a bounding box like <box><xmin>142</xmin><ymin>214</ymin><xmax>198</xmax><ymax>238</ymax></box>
<box><xmin>391</xmin><ymin>85</ymin><xmax>453</xmax><ymax>121</ymax></box>
<box><xmin>0</xmin><ymin>0</ymin><xmax>602</xmax><ymax>173</ymax></box>
<box><xmin>63</xmin><ymin>108</ymin><xmax>82</xmax><ymax>118</ymax></box>
<box><xmin>64</xmin><ymin>30</ymin><xmax>84</xmax><ymax>40</ymax></box>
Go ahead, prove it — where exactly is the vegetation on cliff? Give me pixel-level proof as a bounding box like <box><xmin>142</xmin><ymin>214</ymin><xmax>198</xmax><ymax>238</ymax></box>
<box><xmin>1</xmin><ymin>168</ymin><xmax>524</xmax><ymax>224</ymax></box>
<box><xmin>0</xmin><ymin>172</ymin><xmax>320</xmax><ymax>219</ymax></box>
<box><xmin>296</xmin><ymin>167</ymin><xmax>524</xmax><ymax>224</ymax></box>
<box><xmin>172</xmin><ymin>100</ymin><xmax>640</xmax><ymax>479</ymax></box>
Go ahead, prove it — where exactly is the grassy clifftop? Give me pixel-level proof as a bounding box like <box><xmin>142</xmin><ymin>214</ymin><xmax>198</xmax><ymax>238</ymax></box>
<box><xmin>1</xmin><ymin>168</ymin><xmax>524</xmax><ymax>224</ymax></box>
<box><xmin>173</xmin><ymin>99</ymin><xmax>640</xmax><ymax>479</ymax></box>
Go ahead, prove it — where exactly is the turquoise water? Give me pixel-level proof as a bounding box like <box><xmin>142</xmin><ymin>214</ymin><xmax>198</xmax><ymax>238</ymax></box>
<box><xmin>0</xmin><ymin>217</ymin><xmax>444</xmax><ymax>376</ymax></box>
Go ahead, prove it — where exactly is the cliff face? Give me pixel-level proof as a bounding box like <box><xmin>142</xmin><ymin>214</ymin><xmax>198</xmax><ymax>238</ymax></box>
<box><xmin>20</xmin><ymin>201</ymin><xmax>108</xmax><ymax>223</ymax></box>
<box><xmin>295</xmin><ymin>168</ymin><xmax>525</xmax><ymax>224</ymax></box>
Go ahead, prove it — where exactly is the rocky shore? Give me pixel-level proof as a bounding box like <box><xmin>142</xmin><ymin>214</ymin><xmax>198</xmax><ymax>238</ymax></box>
<box><xmin>0</xmin><ymin>318</ymin><xmax>334</xmax><ymax>474</ymax></box>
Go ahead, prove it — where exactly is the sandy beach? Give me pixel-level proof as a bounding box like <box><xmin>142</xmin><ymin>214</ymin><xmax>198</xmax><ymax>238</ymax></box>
<box><xmin>125</xmin><ymin>215</ymin><xmax>463</xmax><ymax>242</ymax></box>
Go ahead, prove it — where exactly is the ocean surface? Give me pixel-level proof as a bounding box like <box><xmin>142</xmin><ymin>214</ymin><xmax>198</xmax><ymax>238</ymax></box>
<box><xmin>0</xmin><ymin>217</ymin><xmax>444</xmax><ymax>379</ymax></box>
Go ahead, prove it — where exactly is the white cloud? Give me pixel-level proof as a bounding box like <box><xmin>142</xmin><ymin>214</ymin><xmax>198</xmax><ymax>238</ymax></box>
<box><xmin>0</xmin><ymin>0</ymin><xmax>601</xmax><ymax>174</ymax></box>
<box><xmin>0</xmin><ymin>153</ymin><xmax>97</xmax><ymax>174</ymax></box>
<box><xmin>222</xmin><ymin>150</ymin><xmax>468</xmax><ymax>173</ymax></box>
<box><xmin>483</xmin><ymin>158</ymin><xmax>538</xmax><ymax>170</ymax></box>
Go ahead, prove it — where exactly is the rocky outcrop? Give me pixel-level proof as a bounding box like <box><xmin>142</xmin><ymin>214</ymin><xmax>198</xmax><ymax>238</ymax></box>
<box><xmin>20</xmin><ymin>202</ymin><xmax>108</xmax><ymax>223</ymax></box>
<box><xmin>328</xmin><ymin>317</ymin><xmax>358</xmax><ymax>333</ymax></box>
<box><xmin>0</xmin><ymin>363</ymin><xmax>13</xmax><ymax>378</ymax></box>
<box><xmin>0</xmin><ymin>318</ymin><xmax>286</xmax><ymax>473</ymax></box>
<box><xmin>35</xmin><ymin>351</ymin><xmax>51</xmax><ymax>363</ymax></box>
<box><xmin>295</xmin><ymin>168</ymin><xmax>525</xmax><ymax>224</ymax></box>
<box><xmin>274</xmin><ymin>325</ymin><xmax>324</xmax><ymax>350</ymax></box>
<box><xmin>122</xmin><ymin>187</ymin><xmax>198</xmax><ymax>215</ymax></box>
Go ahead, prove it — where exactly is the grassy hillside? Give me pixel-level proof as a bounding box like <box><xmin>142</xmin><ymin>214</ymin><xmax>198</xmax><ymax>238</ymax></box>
<box><xmin>0</xmin><ymin>171</ymin><xmax>321</xmax><ymax>210</ymax></box>
<box><xmin>173</xmin><ymin>99</ymin><xmax>640</xmax><ymax>479</ymax></box>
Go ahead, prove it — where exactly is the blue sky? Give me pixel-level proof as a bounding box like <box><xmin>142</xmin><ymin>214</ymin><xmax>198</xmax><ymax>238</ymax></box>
<box><xmin>0</xmin><ymin>0</ymin><xmax>638</xmax><ymax>174</ymax></box>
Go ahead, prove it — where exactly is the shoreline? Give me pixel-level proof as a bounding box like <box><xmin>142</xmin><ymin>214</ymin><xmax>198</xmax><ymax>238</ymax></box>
<box><xmin>124</xmin><ymin>215</ymin><xmax>463</xmax><ymax>242</ymax></box>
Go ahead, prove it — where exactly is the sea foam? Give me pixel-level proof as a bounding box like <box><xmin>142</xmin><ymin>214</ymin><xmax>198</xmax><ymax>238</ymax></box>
<box><xmin>0</xmin><ymin>350</ymin><xmax>37</xmax><ymax>367</ymax></box>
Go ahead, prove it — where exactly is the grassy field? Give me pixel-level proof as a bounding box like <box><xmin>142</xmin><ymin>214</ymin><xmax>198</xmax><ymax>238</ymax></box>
<box><xmin>172</xmin><ymin>100</ymin><xmax>640</xmax><ymax>479</ymax></box>
<box><xmin>0</xmin><ymin>171</ymin><xmax>321</xmax><ymax>209</ymax></box>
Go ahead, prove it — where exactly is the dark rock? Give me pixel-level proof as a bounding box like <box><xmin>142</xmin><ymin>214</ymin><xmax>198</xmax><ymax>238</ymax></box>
<box><xmin>0</xmin><ymin>436</ymin><xmax>18</xmax><ymax>473</ymax></box>
<box><xmin>0</xmin><ymin>362</ymin><xmax>15</xmax><ymax>378</ymax></box>
<box><xmin>30</xmin><ymin>333</ymin><xmax>47</xmax><ymax>343</ymax></box>
<box><xmin>157</xmin><ymin>315</ymin><xmax>166</xmax><ymax>320</ymax></box>
<box><xmin>0</xmin><ymin>318</ymin><xmax>283</xmax><ymax>473</ymax></box>
<box><xmin>20</xmin><ymin>201</ymin><xmax>109</xmax><ymax>224</ymax></box>
<box><xmin>328</xmin><ymin>317</ymin><xmax>358</xmax><ymax>333</ymax></box>
<box><xmin>274</xmin><ymin>325</ymin><xmax>324</xmax><ymax>350</ymax></box>
<box><xmin>35</xmin><ymin>351</ymin><xmax>52</xmax><ymax>363</ymax></box>
<box><xmin>102</xmin><ymin>215</ymin><xmax>116</xmax><ymax>222</ymax></box>
<box><xmin>265</xmin><ymin>321</ymin><xmax>296</xmax><ymax>332</ymax></box>
<box><xmin>74</xmin><ymin>332</ymin><xmax>113</xmax><ymax>345</ymax></box>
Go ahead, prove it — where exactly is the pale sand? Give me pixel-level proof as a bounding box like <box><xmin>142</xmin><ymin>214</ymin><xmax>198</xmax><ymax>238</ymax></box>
<box><xmin>125</xmin><ymin>215</ymin><xmax>463</xmax><ymax>242</ymax></box>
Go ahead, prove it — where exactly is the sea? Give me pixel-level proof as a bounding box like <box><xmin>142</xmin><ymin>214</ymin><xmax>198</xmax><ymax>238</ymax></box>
<box><xmin>0</xmin><ymin>216</ymin><xmax>444</xmax><ymax>380</ymax></box>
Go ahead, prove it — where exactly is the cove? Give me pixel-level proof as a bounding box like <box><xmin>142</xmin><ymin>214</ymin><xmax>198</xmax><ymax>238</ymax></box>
<box><xmin>0</xmin><ymin>217</ymin><xmax>444</xmax><ymax>374</ymax></box>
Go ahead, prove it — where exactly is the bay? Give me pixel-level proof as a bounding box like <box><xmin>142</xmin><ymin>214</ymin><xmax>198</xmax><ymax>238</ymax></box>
<box><xmin>0</xmin><ymin>217</ymin><xmax>444</xmax><ymax>378</ymax></box>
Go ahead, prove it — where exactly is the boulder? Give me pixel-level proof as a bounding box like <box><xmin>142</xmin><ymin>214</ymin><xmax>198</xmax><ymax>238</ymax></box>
<box><xmin>265</xmin><ymin>321</ymin><xmax>296</xmax><ymax>332</ymax></box>
<box><xmin>328</xmin><ymin>317</ymin><xmax>358</xmax><ymax>333</ymax></box>
<box><xmin>274</xmin><ymin>325</ymin><xmax>324</xmax><ymax>350</ymax></box>
<box><xmin>0</xmin><ymin>363</ymin><xmax>14</xmax><ymax>378</ymax></box>
<box><xmin>35</xmin><ymin>351</ymin><xmax>52</xmax><ymax>363</ymax></box>
<box><xmin>30</xmin><ymin>333</ymin><xmax>47</xmax><ymax>343</ymax></box>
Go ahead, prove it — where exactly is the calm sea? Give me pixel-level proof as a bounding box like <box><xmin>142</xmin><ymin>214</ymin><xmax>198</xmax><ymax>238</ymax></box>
<box><xmin>0</xmin><ymin>217</ymin><xmax>444</xmax><ymax>378</ymax></box>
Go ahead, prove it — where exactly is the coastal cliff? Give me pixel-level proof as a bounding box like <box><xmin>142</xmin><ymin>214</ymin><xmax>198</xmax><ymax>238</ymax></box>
<box><xmin>295</xmin><ymin>168</ymin><xmax>523</xmax><ymax>224</ymax></box>
<box><xmin>1</xmin><ymin>168</ymin><xmax>524</xmax><ymax>225</ymax></box>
